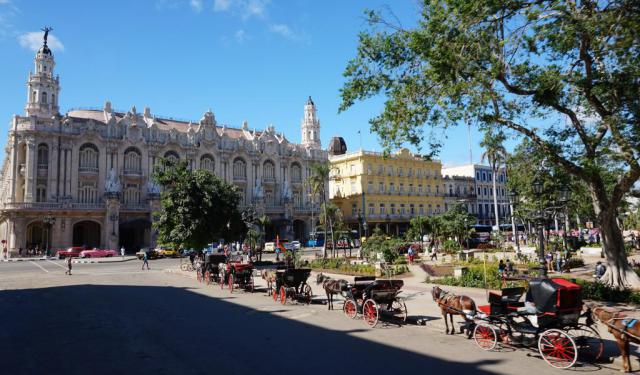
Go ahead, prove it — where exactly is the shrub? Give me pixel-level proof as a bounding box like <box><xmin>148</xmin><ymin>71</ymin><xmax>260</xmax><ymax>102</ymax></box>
<box><xmin>393</xmin><ymin>256</ymin><xmax>407</xmax><ymax>265</ymax></box>
<box><xmin>573</xmin><ymin>279</ymin><xmax>640</xmax><ymax>305</ymax></box>
<box><xmin>563</xmin><ymin>257</ymin><xmax>585</xmax><ymax>269</ymax></box>
<box><xmin>477</xmin><ymin>243</ymin><xmax>496</xmax><ymax>250</ymax></box>
<box><xmin>442</xmin><ymin>239</ymin><xmax>461</xmax><ymax>254</ymax></box>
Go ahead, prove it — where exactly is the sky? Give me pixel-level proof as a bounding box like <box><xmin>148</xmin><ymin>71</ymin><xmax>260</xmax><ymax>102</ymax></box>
<box><xmin>0</xmin><ymin>0</ymin><xmax>492</xmax><ymax>167</ymax></box>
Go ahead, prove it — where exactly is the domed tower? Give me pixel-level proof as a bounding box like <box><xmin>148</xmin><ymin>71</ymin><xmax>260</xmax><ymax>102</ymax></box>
<box><xmin>300</xmin><ymin>96</ymin><xmax>321</xmax><ymax>149</ymax></box>
<box><xmin>328</xmin><ymin>136</ymin><xmax>347</xmax><ymax>156</ymax></box>
<box><xmin>25</xmin><ymin>27</ymin><xmax>60</xmax><ymax>118</ymax></box>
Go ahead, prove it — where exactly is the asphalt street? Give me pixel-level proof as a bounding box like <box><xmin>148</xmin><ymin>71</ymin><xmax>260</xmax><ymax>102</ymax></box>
<box><xmin>0</xmin><ymin>258</ymin><xmax>625</xmax><ymax>375</ymax></box>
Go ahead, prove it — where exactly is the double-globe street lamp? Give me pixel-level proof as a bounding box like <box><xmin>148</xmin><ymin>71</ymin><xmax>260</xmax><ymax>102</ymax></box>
<box><xmin>42</xmin><ymin>214</ymin><xmax>56</xmax><ymax>257</ymax></box>
<box><xmin>532</xmin><ymin>178</ymin><xmax>571</xmax><ymax>278</ymax></box>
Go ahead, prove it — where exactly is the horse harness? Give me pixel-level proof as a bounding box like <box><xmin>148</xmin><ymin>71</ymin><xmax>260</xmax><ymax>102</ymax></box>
<box><xmin>437</xmin><ymin>290</ymin><xmax>464</xmax><ymax>314</ymax></box>
<box><xmin>594</xmin><ymin>307</ymin><xmax>640</xmax><ymax>342</ymax></box>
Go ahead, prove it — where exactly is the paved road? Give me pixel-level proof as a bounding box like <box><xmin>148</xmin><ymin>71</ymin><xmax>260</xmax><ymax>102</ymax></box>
<box><xmin>0</xmin><ymin>259</ymin><xmax>625</xmax><ymax>375</ymax></box>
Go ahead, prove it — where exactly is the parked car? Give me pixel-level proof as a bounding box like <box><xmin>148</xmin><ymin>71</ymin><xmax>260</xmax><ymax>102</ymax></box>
<box><xmin>56</xmin><ymin>247</ymin><xmax>86</xmax><ymax>259</ymax></box>
<box><xmin>264</xmin><ymin>242</ymin><xmax>276</xmax><ymax>253</ymax></box>
<box><xmin>290</xmin><ymin>241</ymin><xmax>302</xmax><ymax>250</ymax></box>
<box><xmin>136</xmin><ymin>248</ymin><xmax>159</xmax><ymax>260</ymax></box>
<box><xmin>156</xmin><ymin>247</ymin><xmax>178</xmax><ymax>258</ymax></box>
<box><xmin>80</xmin><ymin>248</ymin><xmax>118</xmax><ymax>258</ymax></box>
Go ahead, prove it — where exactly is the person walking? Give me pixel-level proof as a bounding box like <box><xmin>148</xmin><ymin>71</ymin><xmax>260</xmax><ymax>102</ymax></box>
<box><xmin>546</xmin><ymin>252</ymin><xmax>554</xmax><ymax>272</ymax></box>
<box><xmin>2</xmin><ymin>244</ymin><xmax>7</xmax><ymax>260</ymax></box>
<box><xmin>407</xmin><ymin>246</ymin><xmax>415</xmax><ymax>264</ymax></box>
<box><xmin>120</xmin><ymin>246</ymin><xmax>126</xmax><ymax>259</ymax></box>
<box><xmin>65</xmin><ymin>256</ymin><xmax>73</xmax><ymax>275</ymax></box>
<box><xmin>141</xmin><ymin>250</ymin><xmax>150</xmax><ymax>270</ymax></box>
<box><xmin>498</xmin><ymin>259</ymin><xmax>506</xmax><ymax>276</ymax></box>
<box><xmin>555</xmin><ymin>249</ymin><xmax>563</xmax><ymax>273</ymax></box>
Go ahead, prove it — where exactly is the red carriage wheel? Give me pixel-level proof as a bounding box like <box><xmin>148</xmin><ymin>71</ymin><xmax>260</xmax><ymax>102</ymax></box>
<box><xmin>228</xmin><ymin>273</ymin><xmax>234</xmax><ymax>293</ymax></box>
<box><xmin>343</xmin><ymin>299</ymin><xmax>357</xmax><ymax>319</ymax></box>
<box><xmin>204</xmin><ymin>271</ymin><xmax>211</xmax><ymax>285</ymax></box>
<box><xmin>473</xmin><ymin>324</ymin><xmax>498</xmax><ymax>351</ymax></box>
<box><xmin>302</xmin><ymin>284</ymin><xmax>313</xmax><ymax>305</ymax></box>
<box><xmin>272</xmin><ymin>285</ymin><xmax>278</xmax><ymax>302</ymax></box>
<box><xmin>391</xmin><ymin>298</ymin><xmax>407</xmax><ymax>322</ymax></box>
<box><xmin>362</xmin><ymin>299</ymin><xmax>379</xmax><ymax>327</ymax></box>
<box><xmin>538</xmin><ymin>329</ymin><xmax>578</xmax><ymax>369</ymax></box>
<box><xmin>565</xmin><ymin>326</ymin><xmax>604</xmax><ymax>362</ymax></box>
<box><xmin>279</xmin><ymin>286</ymin><xmax>287</xmax><ymax>305</ymax></box>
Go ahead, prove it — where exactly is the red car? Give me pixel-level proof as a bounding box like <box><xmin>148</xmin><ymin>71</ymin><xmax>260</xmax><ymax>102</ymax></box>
<box><xmin>56</xmin><ymin>247</ymin><xmax>85</xmax><ymax>259</ymax></box>
<box><xmin>80</xmin><ymin>248</ymin><xmax>118</xmax><ymax>258</ymax></box>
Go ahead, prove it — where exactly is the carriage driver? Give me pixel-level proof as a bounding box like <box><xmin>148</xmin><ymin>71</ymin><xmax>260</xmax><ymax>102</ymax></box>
<box><xmin>518</xmin><ymin>290</ymin><xmax>539</xmax><ymax>327</ymax></box>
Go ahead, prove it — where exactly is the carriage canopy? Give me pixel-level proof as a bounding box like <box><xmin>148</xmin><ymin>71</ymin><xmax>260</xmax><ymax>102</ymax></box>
<box><xmin>526</xmin><ymin>278</ymin><xmax>582</xmax><ymax>314</ymax></box>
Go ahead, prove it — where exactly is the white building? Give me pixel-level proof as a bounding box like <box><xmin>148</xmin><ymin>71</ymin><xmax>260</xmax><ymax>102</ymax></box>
<box><xmin>0</xmin><ymin>36</ymin><xmax>327</xmax><ymax>254</ymax></box>
<box><xmin>442</xmin><ymin>164</ymin><xmax>509</xmax><ymax>226</ymax></box>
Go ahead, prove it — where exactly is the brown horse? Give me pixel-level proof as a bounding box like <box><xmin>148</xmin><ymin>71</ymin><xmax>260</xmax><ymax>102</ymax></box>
<box><xmin>431</xmin><ymin>286</ymin><xmax>477</xmax><ymax>336</ymax></box>
<box><xmin>261</xmin><ymin>269</ymin><xmax>278</xmax><ymax>295</ymax></box>
<box><xmin>589</xmin><ymin>306</ymin><xmax>639</xmax><ymax>373</ymax></box>
<box><xmin>316</xmin><ymin>273</ymin><xmax>348</xmax><ymax>310</ymax></box>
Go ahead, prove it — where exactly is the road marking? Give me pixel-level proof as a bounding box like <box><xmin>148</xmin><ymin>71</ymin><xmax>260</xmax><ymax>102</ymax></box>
<box><xmin>47</xmin><ymin>260</ymin><xmax>67</xmax><ymax>270</ymax></box>
<box><xmin>29</xmin><ymin>261</ymin><xmax>49</xmax><ymax>273</ymax></box>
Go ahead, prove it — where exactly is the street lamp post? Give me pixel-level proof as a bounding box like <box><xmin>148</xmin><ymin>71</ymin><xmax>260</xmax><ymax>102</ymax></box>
<box><xmin>464</xmin><ymin>217</ymin><xmax>470</xmax><ymax>250</ymax></box>
<box><xmin>532</xmin><ymin>177</ymin><xmax>547</xmax><ymax>277</ymax></box>
<box><xmin>508</xmin><ymin>188</ymin><xmax>521</xmax><ymax>256</ymax></box>
<box><xmin>357</xmin><ymin>209</ymin><xmax>363</xmax><ymax>242</ymax></box>
<box><xmin>42</xmin><ymin>215</ymin><xmax>56</xmax><ymax>258</ymax></box>
<box><xmin>558</xmin><ymin>185</ymin><xmax>571</xmax><ymax>251</ymax></box>
<box><xmin>110</xmin><ymin>213</ymin><xmax>119</xmax><ymax>236</ymax></box>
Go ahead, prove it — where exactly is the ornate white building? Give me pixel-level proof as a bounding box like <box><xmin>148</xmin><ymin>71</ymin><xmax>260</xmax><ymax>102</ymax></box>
<box><xmin>0</xmin><ymin>36</ymin><xmax>327</xmax><ymax>253</ymax></box>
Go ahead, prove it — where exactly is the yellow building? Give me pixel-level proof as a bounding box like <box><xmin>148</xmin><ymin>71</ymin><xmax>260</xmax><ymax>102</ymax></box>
<box><xmin>329</xmin><ymin>148</ymin><xmax>444</xmax><ymax>236</ymax></box>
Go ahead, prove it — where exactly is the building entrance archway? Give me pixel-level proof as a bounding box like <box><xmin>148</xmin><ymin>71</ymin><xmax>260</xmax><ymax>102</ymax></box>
<box><xmin>72</xmin><ymin>221</ymin><xmax>101</xmax><ymax>248</ymax></box>
<box><xmin>293</xmin><ymin>219</ymin><xmax>305</xmax><ymax>242</ymax></box>
<box><xmin>119</xmin><ymin>218</ymin><xmax>151</xmax><ymax>252</ymax></box>
<box><xmin>26</xmin><ymin>221</ymin><xmax>47</xmax><ymax>250</ymax></box>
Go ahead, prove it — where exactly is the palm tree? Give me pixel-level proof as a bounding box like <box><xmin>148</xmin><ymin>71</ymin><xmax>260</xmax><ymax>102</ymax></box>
<box><xmin>308</xmin><ymin>162</ymin><xmax>333</xmax><ymax>258</ymax></box>
<box><xmin>257</xmin><ymin>215</ymin><xmax>270</xmax><ymax>261</ymax></box>
<box><xmin>480</xmin><ymin>132</ymin><xmax>507</xmax><ymax>231</ymax></box>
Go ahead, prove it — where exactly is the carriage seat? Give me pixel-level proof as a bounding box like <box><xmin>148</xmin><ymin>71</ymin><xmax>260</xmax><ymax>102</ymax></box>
<box><xmin>511</xmin><ymin>320</ymin><xmax>539</xmax><ymax>335</ymax></box>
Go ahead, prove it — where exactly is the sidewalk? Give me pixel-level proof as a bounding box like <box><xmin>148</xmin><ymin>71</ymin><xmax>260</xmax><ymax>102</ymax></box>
<box><xmin>0</xmin><ymin>255</ymin><xmax>138</xmax><ymax>263</ymax></box>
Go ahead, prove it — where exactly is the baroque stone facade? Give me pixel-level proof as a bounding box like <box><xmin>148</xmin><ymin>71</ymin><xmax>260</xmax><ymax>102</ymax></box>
<box><xmin>0</xmin><ymin>38</ymin><xmax>327</xmax><ymax>253</ymax></box>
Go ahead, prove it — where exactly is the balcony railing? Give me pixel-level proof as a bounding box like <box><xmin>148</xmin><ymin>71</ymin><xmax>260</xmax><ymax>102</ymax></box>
<box><xmin>123</xmin><ymin>169</ymin><xmax>142</xmax><ymax>176</ymax></box>
<box><xmin>79</xmin><ymin>166</ymin><xmax>99</xmax><ymax>174</ymax></box>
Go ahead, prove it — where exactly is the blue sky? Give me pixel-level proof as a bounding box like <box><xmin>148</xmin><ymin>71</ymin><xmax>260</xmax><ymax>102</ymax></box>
<box><xmin>0</xmin><ymin>0</ymin><xmax>491</xmax><ymax>167</ymax></box>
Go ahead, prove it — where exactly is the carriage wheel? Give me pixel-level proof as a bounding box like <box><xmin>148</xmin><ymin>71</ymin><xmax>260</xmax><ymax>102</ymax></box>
<box><xmin>538</xmin><ymin>329</ymin><xmax>578</xmax><ymax>369</ymax></box>
<box><xmin>196</xmin><ymin>269</ymin><xmax>202</xmax><ymax>283</ymax></box>
<box><xmin>473</xmin><ymin>324</ymin><xmax>498</xmax><ymax>351</ymax></box>
<box><xmin>343</xmin><ymin>299</ymin><xmax>358</xmax><ymax>319</ymax></box>
<box><xmin>302</xmin><ymin>284</ymin><xmax>313</xmax><ymax>305</ymax></box>
<box><xmin>391</xmin><ymin>298</ymin><xmax>407</xmax><ymax>322</ymax></box>
<box><xmin>228</xmin><ymin>274</ymin><xmax>234</xmax><ymax>293</ymax></box>
<box><xmin>272</xmin><ymin>285</ymin><xmax>278</xmax><ymax>302</ymax></box>
<box><xmin>279</xmin><ymin>286</ymin><xmax>287</xmax><ymax>305</ymax></box>
<box><xmin>565</xmin><ymin>326</ymin><xmax>604</xmax><ymax>362</ymax></box>
<box><xmin>362</xmin><ymin>299</ymin><xmax>379</xmax><ymax>328</ymax></box>
<box><xmin>204</xmin><ymin>271</ymin><xmax>211</xmax><ymax>285</ymax></box>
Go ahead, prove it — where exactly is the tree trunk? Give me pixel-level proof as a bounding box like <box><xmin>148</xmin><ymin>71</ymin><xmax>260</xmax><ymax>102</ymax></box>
<box><xmin>491</xmin><ymin>167</ymin><xmax>500</xmax><ymax>230</ymax></box>
<box><xmin>589</xmin><ymin>183</ymin><xmax>640</xmax><ymax>288</ymax></box>
<box><xmin>322</xmin><ymin>194</ymin><xmax>328</xmax><ymax>258</ymax></box>
<box><xmin>598</xmin><ymin>208</ymin><xmax>640</xmax><ymax>288</ymax></box>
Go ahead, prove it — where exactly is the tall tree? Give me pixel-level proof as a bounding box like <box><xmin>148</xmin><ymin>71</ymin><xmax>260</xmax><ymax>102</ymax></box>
<box><xmin>257</xmin><ymin>215</ymin><xmax>270</xmax><ymax>261</ymax></box>
<box><xmin>308</xmin><ymin>162</ymin><xmax>333</xmax><ymax>258</ymax></box>
<box><xmin>153</xmin><ymin>159</ymin><xmax>243</xmax><ymax>251</ymax></box>
<box><xmin>480</xmin><ymin>131</ymin><xmax>507</xmax><ymax>230</ymax></box>
<box><xmin>340</xmin><ymin>1</ymin><xmax>640</xmax><ymax>287</ymax></box>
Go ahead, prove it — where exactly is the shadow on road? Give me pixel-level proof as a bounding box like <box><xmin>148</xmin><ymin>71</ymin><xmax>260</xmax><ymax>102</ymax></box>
<box><xmin>0</xmin><ymin>284</ymin><xmax>505</xmax><ymax>375</ymax></box>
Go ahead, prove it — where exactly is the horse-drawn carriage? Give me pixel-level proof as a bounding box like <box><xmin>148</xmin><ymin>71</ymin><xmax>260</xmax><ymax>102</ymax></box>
<box><xmin>197</xmin><ymin>253</ymin><xmax>226</xmax><ymax>285</ymax></box>
<box><xmin>219</xmin><ymin>255</ymin><xmax>255</xmax><ymax>293</ymax></box>
<box><xmin>342</xmin><ymin>276</ymin><xmax>407</xmax><ymax>328</ymax></box>
<box><xmin>272</xmin><ymin>268</ymin><xmax>313</xmax><ymax>304</ymax></box>
<box><xmin>472</xmin><ymin>277</ymin><xmax>603</xmax><ymax>369</ymax></box>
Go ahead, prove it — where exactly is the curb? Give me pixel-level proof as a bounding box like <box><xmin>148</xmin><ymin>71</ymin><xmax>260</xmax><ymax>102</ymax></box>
<box><xmin>1</xmin><ymin>257</ymin><xmax>49</xmax><ymax>262</ymax></box>
<box><xmin>72</xmin><ymin>257</ymin><xmax>138</xmax><ymax>264</ymax></box>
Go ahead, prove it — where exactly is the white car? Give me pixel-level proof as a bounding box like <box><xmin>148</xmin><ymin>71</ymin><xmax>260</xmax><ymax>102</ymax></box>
<box><xmin>290</xmin><ymin>241</ymin><xmax>302</xmax><ymax>250</ymax></box>
<box><xmin>264</xmin><ymin>242</ymin><xmax>276</xmax><ymax>253</ymax></box>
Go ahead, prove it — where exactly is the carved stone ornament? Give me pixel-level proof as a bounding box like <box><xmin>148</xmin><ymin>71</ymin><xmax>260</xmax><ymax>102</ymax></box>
<box><xmin>104</xmin><ymin>168</ymin><xmax>122</xmax><ymax>194</ymax></box>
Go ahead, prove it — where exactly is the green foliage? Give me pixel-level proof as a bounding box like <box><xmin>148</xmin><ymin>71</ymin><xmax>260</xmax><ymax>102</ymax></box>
<box><xmin>361</xmin><ymin>234</ymin><xmax>403</xmax><ymax>263</ymax></box>
<box><xmin>153</xmin><ymin>159</ymin><xmax>243</xmax><ymax>251</ymax></box>
<box><xmin>427</xmin><ymin>203</ymin><xmax>475</xmax><ymax>244</ymax></box>
<box><xmin>438</xmin><ymin>265</ymin><xmax>505</xmax><ymax>289</ymax></box>
<box><xmin>442</xmin><ymin>239</ymin><xmax>461</xmax><ymax>254</ymax></box>
<box><xmin>573</xmin><ymin>279</ymin><xmax>640</xmax><ymax>305</ymax></box>
<box><xmin>309</xmin><ymin>259</ymin><xmax>376</xmax><ymax>276</ymax></box>
<box><xmin>406</xmin><ymin>216</ymin><xmax>429</xmax><ymax>241</ymax></box>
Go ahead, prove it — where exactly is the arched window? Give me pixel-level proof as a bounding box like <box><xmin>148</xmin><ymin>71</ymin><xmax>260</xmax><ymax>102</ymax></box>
<box><xmin>41</xmin><ymin>91</ymin><xmax>47</xmax><ymax>104</ymax></box>
<box><xmin>79</xmin><ymin>143</ymin><xmax>99</xmax><ymax>172</ymax></box>
<box><xmin>291</xmin><ymin>163</ymin><xmax>302</xmax><ymax>183</ymax></box>
<box><xmin>164</xmin><ymin>151</ymin><xmax>179</xmax><ymax>165</ymax></box>
<box><xmin>51</xmin><ymin>94</ymin><xmax>55</xmax><ymax>105</ymax></box>
<box><xmin>233</xmin><ymin>158</ymin><xmax>246</xmax><ymax>181</ymax></box>
<box><xmin>31</xmin><ymin>91</ymin><xmax>36</xmax><ymax>103</ymax></box>
<box><xmin>124</xmin><ymin>147</ymin><xmax>142</xmax><ymax>174</ymax></box>
<box><xmin>37</xmin><ymin>144</ymin><xmax>49</xmax><ymax>168</ymax></box>
<box><xmin>263</xmin><ymin>160</ymin><xmax>275</xmax><ymax>182</ymax></box>
<box><xmin>200</xmin><ymin>154</ymin><xmax>215</xmax><ymax>173</ymax></box>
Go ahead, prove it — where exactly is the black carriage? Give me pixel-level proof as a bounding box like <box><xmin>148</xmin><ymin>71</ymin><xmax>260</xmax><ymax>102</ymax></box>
<box><xmin>272</xmin><ymin>268</ymin><xmax>313</xmax><ymax>304</ymax></box>
<box><xmin>342</xmin><ymin>276</ymin><xmax>407</xmax><ymax>328</ymax></box>
<box><xmin>472</xmin><ymin>277</ymin><xmax>603</xmax><ymax>369</ymax></box>
<box><xmin>219</xmin><ymin>256</ymin><xmax>255</xmax><ymax>293</ymax></box>
<box><xmin>200</xmin><ymin>253</ymin><xmax>226</xmax><ymax>285</ymax></box>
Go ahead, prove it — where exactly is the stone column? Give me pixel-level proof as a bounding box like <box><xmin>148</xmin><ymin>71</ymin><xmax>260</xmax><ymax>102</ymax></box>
<box><xmin>24</xmin><ymin>138</ymin><xmax>36</xmax><ymax>202</ymax></box>
<box><xmin>49</xmin><ymin>143</ymin><xmax>59</xmax><ymax>201</ymax></box>
<box><xmin>105</xmin><ymin>194</ymin><xmax>120</xmax><ymax>250</ymax></box>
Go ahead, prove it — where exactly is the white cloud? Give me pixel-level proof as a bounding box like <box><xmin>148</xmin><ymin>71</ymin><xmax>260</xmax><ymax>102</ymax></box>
<box><xmin>18</xmin><ymin>31</ymin><xmax>64</xmax><ymax>52</ymax></box>
<box><xmin>213</xmin><ymin>0</ymin><xmax>231</xmax><ymax>12</ymax></box>
<box><xmin>0</xmin><ymin>0</ymin><xmax>11</xmax><ymax>4</ymax></box>
<box><xmin>189</xmin><ymin>0</ymin><xmax>203</xmax><ymax>12</ymax></box>
<box><xmin>268</xmin><ymin>23</ymin><xmax>307</xmax><ymax>42</ymax></box>
<box><xmin>234</xmin><ymin>29</ymin><xmax>247</xmax><ymax>43</ymax></box>
<box><xmin>242</xmin><ymin>0</ymin><xmax>269</xmax><ymax>20</ymax></box>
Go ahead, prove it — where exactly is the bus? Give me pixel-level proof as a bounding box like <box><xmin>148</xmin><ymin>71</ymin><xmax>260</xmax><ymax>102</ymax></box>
<box><xmin>306</xmin><ymin>231</ymin><xmax>325</xmax><ymax>247</ymax></box>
